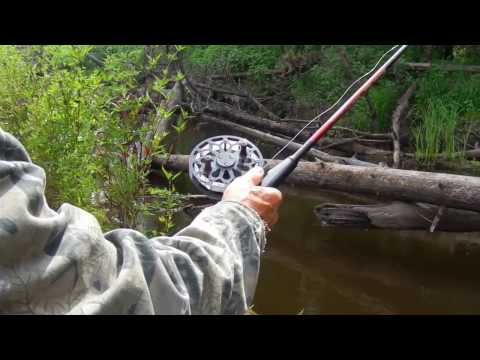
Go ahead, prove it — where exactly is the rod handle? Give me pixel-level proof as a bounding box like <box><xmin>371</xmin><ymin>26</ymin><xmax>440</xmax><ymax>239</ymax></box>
<box><xmin>261</xmin><ymin>157</ymin><xmax>298</xmax><ymax>188</ymax></box>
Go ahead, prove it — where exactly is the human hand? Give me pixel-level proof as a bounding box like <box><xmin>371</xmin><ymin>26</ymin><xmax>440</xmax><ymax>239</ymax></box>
<box><xmin>222</xmin><ymin>167</ymin><xmax>283</xmax><ymax>228</ymax></box>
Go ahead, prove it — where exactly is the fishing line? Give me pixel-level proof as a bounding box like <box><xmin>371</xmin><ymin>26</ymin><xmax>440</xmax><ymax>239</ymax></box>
<box><xmin>270</xmin><ymin>45</ymin><xmax>401</xmax><ymax>161</ymax></box>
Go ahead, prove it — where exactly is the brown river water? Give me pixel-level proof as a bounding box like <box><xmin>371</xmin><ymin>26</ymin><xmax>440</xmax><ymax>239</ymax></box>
<box><xmin>167</xmin><ymin>121</ymin><xmax>480</xmax><ymax>315</ymax></box>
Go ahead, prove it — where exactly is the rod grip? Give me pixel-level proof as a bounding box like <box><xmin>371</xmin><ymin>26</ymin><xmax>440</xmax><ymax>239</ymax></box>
<box><xmin>261</xmin><ymin>157</ymin><xmax>298</xmax><ymax>188</ymax></box>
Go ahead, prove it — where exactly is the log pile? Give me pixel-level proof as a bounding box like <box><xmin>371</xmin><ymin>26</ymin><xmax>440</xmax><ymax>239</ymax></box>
<box><xmin>149</xmin><ymin>55</ymin><xmax>480</xmax><ymax>234</ymax></box>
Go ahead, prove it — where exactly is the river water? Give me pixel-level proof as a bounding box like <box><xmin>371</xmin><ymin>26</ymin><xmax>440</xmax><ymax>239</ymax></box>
<box><xmin>169</xmin><ymin>121</ymin><xmax>480</xmax><ymax>315</ymax></box>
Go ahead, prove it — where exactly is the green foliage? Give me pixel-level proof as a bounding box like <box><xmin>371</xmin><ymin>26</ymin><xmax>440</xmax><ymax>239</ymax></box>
<box><xmin>187</xmin><ymin>45</ymin><xmax>283</xmax><ymax>77</ymax></box>
<box><xmin>416</xmin><ymin>71</ymin><xmax>480</xmax><ymax>111</ymax></box>
<box><xmin>186</xmin><ymin>45</ymin><xmax>480</xmax><ymax>168</ymax></box>
<box><xmin>369</xmin><ymin>79</ymin><xmax>401</xmax><ymax>131</ymax></box>
<box><xmin>0</xmin><ymin>45</ymin><xmax>106</xmax><ymax>214</ymax></box>
<box><xmin>0</xmin><ymin>47</ymin><xmax>37</xmax><ymax>135</ymax></box>
<box><xmin>0</xmin><ymin>45</ymin><xmax>187</xmax><ymax>234</ymax></box>
<box><xmin>91</xmin><ymin>45</ymin><xmax>188</xmax><ymax>232</ymax></box>
<box><xmin>289</xmin><ymin>62</ymin><xmax>344</xmax><ymax>107</ymax></box>
<box><xmin>290</xmin><ymin>46</ymin><xmax>405</xmax><ymax>132</ymax></box>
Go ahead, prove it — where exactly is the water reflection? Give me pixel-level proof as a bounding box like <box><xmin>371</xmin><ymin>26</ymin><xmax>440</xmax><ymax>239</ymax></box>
<box><xmin>253</xmin><ymin>189</ymin><xmax>480</xmax><ymax>314</ymax></box>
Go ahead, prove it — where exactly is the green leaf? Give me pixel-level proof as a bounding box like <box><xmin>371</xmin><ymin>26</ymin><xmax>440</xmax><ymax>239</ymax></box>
<box><xmin>161</xmin><ymin>166</ymin><xmax>173</xmax><ymax>180</ymax></box>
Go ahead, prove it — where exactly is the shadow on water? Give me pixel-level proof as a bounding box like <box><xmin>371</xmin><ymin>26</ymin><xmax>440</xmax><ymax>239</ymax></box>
<box><xmin>170</xmin><ymin>121</ymin><xmax>480</xmax><ymax>315</ymax></box>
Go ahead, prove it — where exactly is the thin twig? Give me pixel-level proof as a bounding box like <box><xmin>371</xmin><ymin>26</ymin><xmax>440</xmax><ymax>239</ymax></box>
<box><xmin>430</xmin><ymin>205</ymin><xmax>446</xmax><ymax>233</ymax></box>
<box><xmin>332</xmin><ymin>126</ymin><xmax>392</xmax><ymax>139</ymax></box>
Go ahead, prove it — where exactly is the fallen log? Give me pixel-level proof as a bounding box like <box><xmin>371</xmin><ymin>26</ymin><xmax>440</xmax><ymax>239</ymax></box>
<box><xmin>192</xmin><ymin>81</ymin><xmax>281</xmax><ymax>120</ymax></box>
<box><xmin>153</xmin><ymin>155</ymin><xmax>480</xmax><ymax>213</ymax></box>
<box><xmin>455</xmin><ymin>148</ymin><xmax>480</xmax><ymax>161</ymax></box>
<box><xmin>314</xmin><ymin>202</ymin><xmax>480</xmax><ymax>232</ymax></box>
<box><xmin>331</xmin><ymin>126</ymin><xmax>392</xmax><ymax>140</ymax></box>
<box><xmin>320</xmin><ymin>139</ymin><xmax>394</xmax><ymax>163</ymax></box>
<box><xmin>204</xmin><ymin>101</ymin><xmax>311</xmax><ymax>141</ymax></box>
<box><xmin>201</xmin><ymin>115</ymin><xmax>377</xmax><ymax>167</ymax></box>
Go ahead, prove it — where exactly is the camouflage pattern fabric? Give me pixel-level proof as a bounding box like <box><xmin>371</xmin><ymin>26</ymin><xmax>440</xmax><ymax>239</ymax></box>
<box><xmin>0</xmin><ymin>129</ymin><xmax>266</xmax><ymax>314</ymax></box>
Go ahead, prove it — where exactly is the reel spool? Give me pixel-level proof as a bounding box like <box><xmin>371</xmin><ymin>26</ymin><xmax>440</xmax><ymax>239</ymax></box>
<box><xmin>188</xmin><ymin>135</ymin><xmax>264</xmax><ymax>199</ymax></box>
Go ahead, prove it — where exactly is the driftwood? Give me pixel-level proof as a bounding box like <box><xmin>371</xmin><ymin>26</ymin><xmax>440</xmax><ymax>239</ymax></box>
<box><xmin>391</xmin><ymin>82</ymin><xmax>416</xmax><ymax>168</ymax></box>
<box><xmin>455</xmin><ymin>148</ymin><xmax>480</xmax><ymax>160</ymax></box>
<box><xmin>203</xmin><ymin>106</ymin><xmax>392</xmax><ymax>162</ymax></box>
<box><xmin>403</xmin><ymin>62</ymin><xmax>480</xmax><ymax>74</ymax></box>
<box><xmin>241</xmin><ymin>89</ymin><xmax>282</xmax><ymax>122</ymax></box>
<box><xmin>314</xmin><ymin>202</ymin><xmax>480</xmax><ymax>232</ymax></box>
<box><xmin>331</xmin><ymin>126</ymin><xmax>392</xmax><ymax>140</ymax></box>
<box><xmin>204</xmin><ymin>101</ymin><xmax>310</xmax><ymax>141</ymax></box>
<box><xmin>192</xmin><ymin>81</ymin><xmax>281</xmax><ymax>120</ymax></box>
<box><xmin>201</xmin><ymin>115</ymin><xmax>377</xmax><ymax>167</ymax></box>
<box><xmin>281</xmin><ymin>118</ymin><xmax>317</xmax><ymax>124</ymax></box>
<box><xmin>192</xmin><ymin>81</ymin><xmax>246</xmax><ymax>98</ymax></box>
<box><xmin>319</xmin><ymin>139</ymin><xmax>393</xmax><ymax>163</ymax></box>
<box><xmin>153</xmin><ymin>155</ymin><xmax>480</xmax><ymax>213</ymax></box>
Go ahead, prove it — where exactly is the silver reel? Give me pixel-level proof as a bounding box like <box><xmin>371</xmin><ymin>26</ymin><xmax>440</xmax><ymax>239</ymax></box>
<box><xmin>188</xmin><ymin>135</ymin><xmax>264</xmax><ymax>198</ymax></box>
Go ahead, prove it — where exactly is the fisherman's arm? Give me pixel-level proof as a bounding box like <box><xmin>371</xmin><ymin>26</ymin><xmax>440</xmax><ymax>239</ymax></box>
<box><xmin>0</xmin><ymin>129</ymin><xmax>282</xmax><ymax>314</ymax></box>
<box><xmin>104</xmin><ymin>167</ymin><xmax>282</xmax><ymax>314</ymax></box>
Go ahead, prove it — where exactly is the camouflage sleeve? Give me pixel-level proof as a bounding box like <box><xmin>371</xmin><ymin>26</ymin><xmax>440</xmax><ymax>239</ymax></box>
<box><xmin>0</xmin><ymin>129</ymin><xmax>266</xmax><ymax>315</ymax></box>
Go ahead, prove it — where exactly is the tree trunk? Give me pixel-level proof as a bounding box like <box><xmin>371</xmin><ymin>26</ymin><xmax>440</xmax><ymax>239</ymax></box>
<box><xmin>153</xmin><ymin>155</ymin><xmax>480</xmax><ymax>212</ymax></box>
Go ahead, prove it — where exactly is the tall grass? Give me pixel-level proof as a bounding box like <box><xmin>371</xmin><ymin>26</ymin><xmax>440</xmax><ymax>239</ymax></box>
<box><xmin>414</xmin><ymin>71</ymin><xmax>480</xmax><ymax>166</ymax></box>
<box><xmin>414</xmin><ymin>99</ymin><xmax>460</xmax><ymax>164</ymax></box>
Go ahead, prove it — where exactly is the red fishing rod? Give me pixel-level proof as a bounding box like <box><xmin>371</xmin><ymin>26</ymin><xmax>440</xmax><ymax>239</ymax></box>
<box><xmin>261</xmin><ymin>45</ymin><xmax>409</xmax><ymax>188</ymax></box>
<box><xmin>188</xmin><ymin>45</ymin><xmax>409</xmax><ymax>198</ymax></box>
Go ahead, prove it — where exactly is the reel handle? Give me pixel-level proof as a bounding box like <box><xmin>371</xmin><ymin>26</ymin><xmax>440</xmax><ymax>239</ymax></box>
<box><xmin>260</xmin><ymin>157</ymin><xmax>298</xmax><ymax>188</ymax></box>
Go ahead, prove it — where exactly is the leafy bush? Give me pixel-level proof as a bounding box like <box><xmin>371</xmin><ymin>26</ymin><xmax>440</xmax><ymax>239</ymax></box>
<box><xmin>0</xmin><ymin>45</ymin><xmax>185</xmax><ymax>234</ymax></box>
<box><xmin>0</xmin><ymin>45</ymin><xmax>104</xmax><ymax>215</ymax></box>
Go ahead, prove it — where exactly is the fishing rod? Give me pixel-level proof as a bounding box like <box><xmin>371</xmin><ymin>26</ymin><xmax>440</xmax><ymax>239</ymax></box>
<box><xmin>261</xmin><ymin>45</ymin><xmax>408</xmax><ymax>187</ymax></box>
<box><xmin>188</xmin><ymin>45</ymin><xmax>409</xmax><ymax>197</ymax></box>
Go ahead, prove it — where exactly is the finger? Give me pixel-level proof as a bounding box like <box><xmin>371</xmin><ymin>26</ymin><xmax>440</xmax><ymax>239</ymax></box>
<box><xmin>251</xmin><ymin>187</ymin><xmax>283</xmax><ymax>205</ymax></box>
<box><xmin>247</xmin><ymin>192</ymin><xmax>276</xmax><ymax>213</ymax></box>
<box><xmin>241</xmin><ymin>166</ymin><xmax>264</xmax><ymax>186</ymax></box>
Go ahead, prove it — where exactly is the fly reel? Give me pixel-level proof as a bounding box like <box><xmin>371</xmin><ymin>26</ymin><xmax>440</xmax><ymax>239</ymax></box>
<box><xmin>188</xmin><ymin>135</ymin><xmax>264</xmax><ymax>199</ymax></box>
